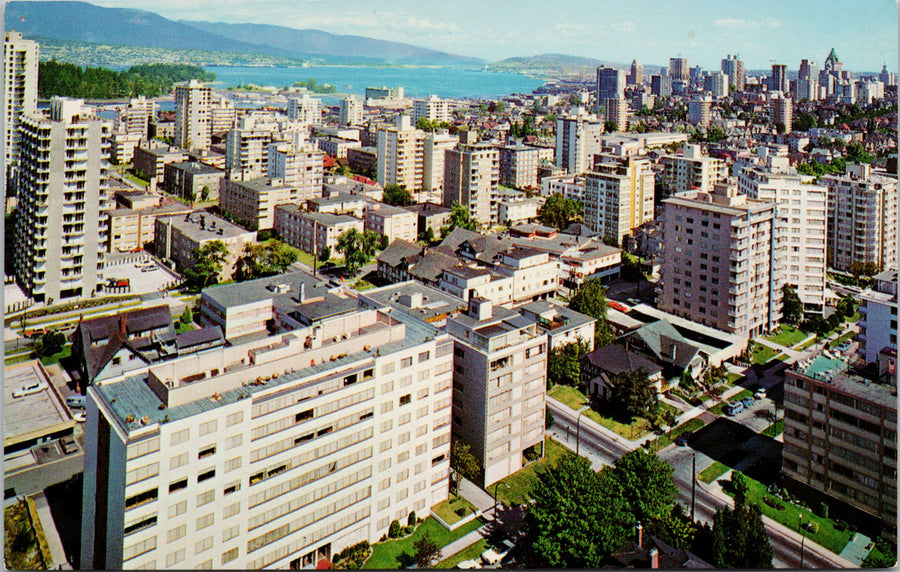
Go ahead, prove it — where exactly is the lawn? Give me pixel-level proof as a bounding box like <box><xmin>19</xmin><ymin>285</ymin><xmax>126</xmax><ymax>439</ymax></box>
<box><xmin>434</xmin><ymin>538</ymin><xmax>488</xmax><ymax>569</ymax></box>
<box><xmin>725</xmin><ymin>372</ymin><xmax>743</xmax><ymax>384</ymax></box>
<box><xmin>761</xmin><ymin>419</ymin><xmax>784</xmax><ymax>438</ymax></box>
<box><xmin>494</xmin><ymin>437</ymin><xmax>570</xmax><ymax>507</ymax></box>
<box><xmin>352</xmin><ymin>278</ymin><xmax>377</xmax><ymax>291</ymax></box>
<box><xmin>725</xmin><ymin>474</ymin><xmax>854</xmax><ymax>555</ymax></box>
<box><xmin>431</xmin><ymin>493</ymin><xmax>478</xmax><ymax>526</ymax></box>
<box><xmin>846</xmin><ymin>312</ymin><xmax>860</xmax><ymax>323</ymax></box>
<box><xmin>124</xmin><ymin>171</ymin><xmax>149</xmax><ymax>189</ymax></box>
<box><xmin>708</xmin><ymin>389</ymin><xmax>754</xmax><ymax>416</ymax></box>
<box><xmin>750</xmin><ymin>343</ymin><xmax>779</xmax><ymax>365</ymax></box>
<box><xmin>364</xmin><ymin>517</ymin><xmax>486</xmax><ymax>569</ymax></box>
<box><xmin>548</xmin><ymin>385</ymin><xmax>659</xmax><ymax>440</ymax></box>
<box><xmin>764</xmin><ymin>325</ymin><xmax>808</xmax><ymax>347</ymax></box>
<box><xmin>796</xmin><ymin>337</ymin><xmax>818</xmax><ymax>351</ymax></box>
<box><xmin>4</xmin><ymin>499</ymin><xmax>46</xmax><ymax>570</ymax></box>
<box><xmin>648</xmin><ymin>417</ymin><xmax>706</xmax><ymax>451</ymax></box>
<box><xmin>176</xmin><ymin>321</ymin><xmax>194</xmax><ymax>334</ymax></box>
<box><xmin>293</xmin><ymin>248</ymin><xmax>339</xmax><ymax>270</ymax></box>
<box><xmin>698</xmin><ymin>461</ymin><xmax>730</xmax><ymax>484</ymax></box>
<box><xmin>828</xmin><ymin>331</ymin><xmax>856</xmax><ymax>349</ymax></box>
<box><xmin>39</xmin><ymin>345</ymin><xmax>71</xmax><ymax>367</ymax></box>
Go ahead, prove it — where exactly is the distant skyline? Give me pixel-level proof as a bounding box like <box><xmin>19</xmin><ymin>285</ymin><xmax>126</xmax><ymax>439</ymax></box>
<box><xmin>87</xmin><ymin>0</ymin><xmax>898</xmax><ymax>71</ymax></box>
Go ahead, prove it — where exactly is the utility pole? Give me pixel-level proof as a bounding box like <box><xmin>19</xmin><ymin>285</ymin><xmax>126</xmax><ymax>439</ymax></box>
<box><xmin>691</xmin><ymin>453</ymin><xmax>696</xmax><ymax>521</ymax></box>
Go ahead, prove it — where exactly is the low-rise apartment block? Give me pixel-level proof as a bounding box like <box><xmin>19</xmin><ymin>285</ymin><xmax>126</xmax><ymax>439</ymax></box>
<box><xmin>155</xmin><ymin>212</ymin><xmax>256</xmax><ymax>282</ymax></box>
<box><xmin>134</xmin><ymin>146</ymin><xmax>188</xmax><ymax>181</ymax></box>
<box><xmin>783</xmin><ymin>355</ymin><xmax>896</xmax><ymax>533</ymax></box>
<box><xmin>499</xmin><ymin>143</ymin><xmax>541</xmax><ymax>190</ymax></box>
<box><xmin>163</xmin><ymin>161</ymin><xmax>224</xmax><ymax>202</ymax></box>
<box><xmin>274</xmin><ymin>206</ymin><xmax>364</xmax><ymax>257</ymax></box>
<box><xmin>109</xmin><ymin>197</ymin><xmax>192</xmax><ymax>253</ymax></box>
<box><xmin>220</xmin><ymin>177</ymin><xmax>297</xmax><ymax>231</ymax></box>
<box><xmin>658</xmin><ymin>144</ymin><xmax>728</xmax><ymax>197</ymax></box>
<box><xmin>365</xmin><ymin>203</ymin><xmax>418</xmax><ymax>244</ymax></box>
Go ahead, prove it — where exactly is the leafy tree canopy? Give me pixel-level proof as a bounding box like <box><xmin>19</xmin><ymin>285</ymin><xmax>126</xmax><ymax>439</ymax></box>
<box><xmin>235</xmin><ymin>240</ymin><xmax>299</xmax><ymax>281</ymax></box>
<box><xmin>547</xmin><ymin>339</ymin><xmax>591</xmax><ymax>389</ymax></box>
<box><xmin>336</xmin><ymin>228</ymin><xmax>379</xmax><ymax>276</ymax></box>
<box><xmin>538</xmin><ymin>193</ymin><xmax>583</xmax><ymax>230</ymax></box>
<box><xmin>568</xmin><ymin>279</ymin><xmax>614</xmax><ymax>346</ymax></box>
<box><xmin>441</xmin><ymin>202</ymin><xmax>478</xmax><ymax>235</ymax></box>
<box><xmin>611</xmin><ymin>367</ymin><xmax>659</xmax><ymax>421</ymax></box>
<box><xmin>383</xmin><ymin>184</ymin><xmax>413</xmax><ymax>206</ymax></box>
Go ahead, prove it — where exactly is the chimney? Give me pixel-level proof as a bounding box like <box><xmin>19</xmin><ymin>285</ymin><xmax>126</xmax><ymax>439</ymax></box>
<box><xmin>119</xmin><ymin>314</ymin><xmax>127</xmax><ymax>337</ymax></box>
<box><xmin>467</xmin><ymin>296</ymin><xmax>492</xmax><ymax>321</ymax></box>
<box><xmin>299</xmin><ymin>282</ymin><xmax>306</xmax><ymax>302</ymax></box>
<box><xmin>649</xmin><ymin>547</ymin><xmax>659</xmax><ymax>569</ymax></box>
<box><xmin>636</xmin><ymin>523</ymin><xmax>643</xmax><ymax>548</ymax></box>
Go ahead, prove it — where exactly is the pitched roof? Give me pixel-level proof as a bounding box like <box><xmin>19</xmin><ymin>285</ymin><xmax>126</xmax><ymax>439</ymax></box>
<box><xmin>75</xmin><ymin>305</ymin><xmax>174</xmax><ymax>381</ymax></box>
<box><xmin>584</xmin><ymin>344</ymin><xmax>662</xmax><ymax>377</ymax></box>
<box><xmin>627</xmin><ymin>319</ymin><xmax>701</xmax><ymax>369</ymax></box>
<box><xmin>610</xmin><ymin>534</ymin><xmax>712</xmax><ymax>569</ymax></box>
<box><xmin>377</xmin><ymin>239</ymin><xmax>423</xmax><ymax>267</ymax></box>
<box><xmin>439</xmin><ymin>227</ymin><xmax>481</xmax><ymax>251</ymax></box>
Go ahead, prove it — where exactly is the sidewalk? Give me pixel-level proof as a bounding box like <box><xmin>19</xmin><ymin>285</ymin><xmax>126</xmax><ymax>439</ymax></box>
<box><xmin>31</xmin><ymin>491</ymin><xmax>71</xmax><ymax>569</ymax></box>
<box><xmin>439</xmin><ymin>524</ymin><xmax>491</xmax><ymax>562</ymax></box>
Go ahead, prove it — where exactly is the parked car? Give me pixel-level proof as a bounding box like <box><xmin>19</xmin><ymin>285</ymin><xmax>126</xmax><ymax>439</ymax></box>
<box><xmin>674</xmin><ymin>431</ymin><xmax>693</xmax><ymax>446</ymax></box>
<box><xmin>741</xmin><ymin>396</ymin><xmax>755</xmax><ymax>409</ymax></box>
<box><xmin>66</xmin><ymin>395</ymin><xmax>86</xmax><ymax>409</ymax></box>
<box><xmin>724</xmin><ymin>402</ymin><xmax>744</xmax><ymax>416</ymax></box>
<box><xmin>754</xmin><ymin>388</ymin><xmax>767</xmax><ymax>400</ymax></box>
<box><xmin>12</xmin><ymin>381</ymin><xmax>48</xmax><ymax>398</ymax></box>
<box><xmin>481</xmin><ymin>540</ymin><xmax>515</xmax><ymax>565</ymax></box>
<box><xmin>457</xmin><ymin>559</ymin><xmax>482</xmax><ymax>569</ymax></box>
<box><xmin>74</xmin><ymin>411</ymin><xmax>87</xmax><ymax>423</ymax></box>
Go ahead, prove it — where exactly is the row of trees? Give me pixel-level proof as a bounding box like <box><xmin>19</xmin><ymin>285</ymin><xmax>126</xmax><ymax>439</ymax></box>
<box><xmin>523</xmin><ymin>452</ymin><xmax>773</xmax><ymax>568</ymax></box>
<box><xmin>184</xmin><ymin>237</ymin><xmax>300</xmax><ymax>290</ymax></box>
<box><xmin>38</xmin><ymin>61</ymin><xmax>215</xmax><ymax>99</ymax></box>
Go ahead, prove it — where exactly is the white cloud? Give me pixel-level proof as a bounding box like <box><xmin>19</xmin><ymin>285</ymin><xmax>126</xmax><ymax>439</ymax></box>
<box><xmin>712</xmin><ymin>17</ymin><xmax>782</xmax><ymax>29</ymax></box>
<box><xmin>611</xmin><ymin>21</ymin><xmax>636</xmax><ymax>34</ymax></box>
<box><xmin>403</xmin><ymin>17</ymin><xmax>459</xmax><ymax>32</ymax></box>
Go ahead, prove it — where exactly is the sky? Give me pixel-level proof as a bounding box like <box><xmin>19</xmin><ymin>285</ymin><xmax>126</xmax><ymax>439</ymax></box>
<box><xmin>90</xmin><ymin>0</ymin><xmax>898</xmax><ymax>71</ymax></box>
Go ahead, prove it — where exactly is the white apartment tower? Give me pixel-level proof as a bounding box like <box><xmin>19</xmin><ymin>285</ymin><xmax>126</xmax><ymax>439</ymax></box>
<box><xmin>4</xmin><ymin>31</ymin><xmax>38</xmax><ymax>183</ymax></box>
<box><xmin>688</xmin><ymin>97</ymin><xmax>712</xmax><ymax>127</ymax></box>
<box><xmin>174</xmin><ymin>80</ymin><xmax>213</xmax><ymax>150</ymax></box>
<box><xmin>376</xmin><ymin>115</ymin><xmax>425</xmax><ymax>191</ymax></box>
<box><xmin>659</xmin><ymin>144</ymin><xmax>728</xmax><ymax>197</ymax></box>
<box><xmin>721</xmin><ymin>55</ymin><xmax>745</xmax><ymax>92</ymax></box>
<box><xmin>422</xmin><ymin>131</ymin><xmax>457</xmax><ymax>196</ymax></box>
<box><xmin>704</xmin><ymin>71</ymin><xmax>730</xmax><ymax>99</ymax></box>
<box><xmin>339</xmin><ymin>96</ymin><xmax>364</xmax><ymax>126</ymax></box>
<box><xmin>288</xmin><ymin>93</ymin><xmax>323</xmax><ymax>125</ymax></box>
<box><xmin>14</xmin><ymin>98</ymin><xmax>112</xmax><ymax>303</ymax></box>
<box><xmin>555</xmin><ymin>116</ymin><xmax>604</xmax><ymax>176</ymax></box>
<box><xmin>738</xmin><ymin>152</ymin><xmax>827</xmax><ymax>313</ymax></box>
<box><xmin>267</xmin><ymin>140</ymin><xmax>325</xmax><ymax>200</ymax></box>
<box><xmin>659</xmin><ymin>182</ymin><xmax>785</xmax><ymax>337</ymax></box>
<box><xmin>81</xmin><ymin>305</ymin><xmax>454</xmax><ymax>570</ymax></box>
<box><xmin>412</xmin><ymin>95</ymin><xmax>450</xmax><ymax>124</ymax></box>
<box><xmin>770</xmin><ymin>95</ymin><xmax>793</xmax><ymax>133</ymax></box>
<box><xmin>821</xmin><ymin>163</ymin><xmax>898</xmax><ymax>273</ymax></box>
<box><xmin>226</xmin><ymin>128</ymin><xmax>274</xmax><ymax>180</ymax></box>
<box><xmin>116</xmin><ymin>96</ymin><xmax>156</xmax><ymax>138</ymax></box>
<box><xmin>597</xmin><ymin>67</ymin><xmax>626</xmax><ymax>107</ymax></box>
<box><xmin>443</xmin><ymin>132</ymin><xmax>500</xmax><ymax>227</ymax></box>
<box><xmin>584</xmin><ymin>154</ymin><xmax>655</xmax><ymax>246</ymax></box>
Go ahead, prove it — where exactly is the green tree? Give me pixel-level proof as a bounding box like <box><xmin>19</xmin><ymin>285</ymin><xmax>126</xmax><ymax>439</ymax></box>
<box><xmin>610</xmin><ymin>450</ymin><xmax>678</xmax><ymax>525</ymax></box>
<box><xmin>568</xmin><ymin>279</ymin><xmax>614</xmax><ymax>346</ymax></box>
<box><xmin>236</xmin><ymin>240</ymin><xmax>299</xmax><ymax>281</ymax></box>
<box><xmin>524</xmin><ymin>455</ymin><xmax>634</xmax><ymax>568</ymax></box>
<box><xmin>383</xmin><ymin>184</ymin><xmax>413</xmax><ymax>206</ymax></box>
<box><xmin>336</xmin><ymin>228</ymin><xmax>379</xmax><ymax>276</ymax></box>
<box><xmin>781</xmin><ymin>284</ymin><xmax>803</xmax><ymax>325</ymax></box>
<box><xmin>711</xmin><ymin>501</ymin><xmax>773</xmax><ymax>568</ymax></box>
<box><xmin>412</xmin><ymin>532</ymin><xmax>442</xmax><ymax>569</ymax></box>
<box><xmin>547</xmin><ymin>339</ymin><xmax>591</xmax><ymax>388</ymax></box>
<box><xmin>419</xmin><ymin>226</ymin><xmax>436</xmax><ymax>245</ymax></box>
<box><xmin>611</xmin><ymin>367</ymin><xmax>658</xmax><ymax>421</ymax></box>
<box><xmin>707</xmin><ymin>125</ymin><xmax>726</xmax><ymax>142</ymax></box>
<box><xmin>441</xmin><ymin>201</ymin><xmax>478</xmax><ymax>235</ymax></box>
<box><xmin>37</xmin><ymin>330</ymin><xmax>66</xmax><ymax>357</ymax></box>
<box><xmin>378</xmin><ymin>234</ymin><xmax>390</xmax><ymax>250</ymax></box>
<box><xmin>318</xmin><ymin>246</ymin><xmax>331</xmax><ymax>263</ymax></box>
<box><xmin>188</xmin><ymin>240</ymin><xmax>229</xmax><ymax>289</ymax></box>
<box><xmin>450</xmin><ymin>442</ymin><xmax>480</xmax><ymax>484</ymax></box>
<box><xmin>179</xmin><ymin>305</ymin><xmax>193</xmax><ymax>327</ymax></box>
<box><xmin>793</xmin><ymin>111</ymin><xmax>818</xmax><ymax>131</ymax></box>
<box><xmin>538</xmin><ymin>193</ymin><xmax>583</xmax><ymax>230</ymax></box>
<box><xmin>200</xmin><ymin>185</ymin><xmax>210</xmax><ymax>202</ymax></box>
<box><xmin>604</xmin><ymin>120</ymin><xmax>619</xmax><ymax>133</ymax></box>
<box><xmin>775</xmin><ymin>122</ymin><xmax>786</xmax><ymax>134</ymax></box>
<box><xmin>648</xmin><ymin>504</ymin><xmax>697</xmax><ymax>550</ymax></box>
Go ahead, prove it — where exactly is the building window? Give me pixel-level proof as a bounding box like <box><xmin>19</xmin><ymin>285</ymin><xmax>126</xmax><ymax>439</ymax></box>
<box><xmin>400</xmin><ymin>394</ymin><xmax>412</xmax><ymax>406</ymax></box>
<box><xmin>198</xmin><ymin>469</ymin><xmax>215</xmax><ymax>483</ymax></box>
<box><xmin>198</xmin><ymin>446</ymin><xmax>216</xmax><ymax>459</ymax></box>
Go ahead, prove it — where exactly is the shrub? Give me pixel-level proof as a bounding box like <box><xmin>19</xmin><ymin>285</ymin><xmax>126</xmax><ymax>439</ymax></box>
<box><xmin>455</xmin><ymin>507</ymin><xmax>468</xmax><ymax>517</ymax></box>
<box><xmin>815</xmin><ymin>502</ymin><xmax>829</xmax><ymax>519</ymax></box>
<box><xmin>405</xmin><ymin>525</ymin><xmax>414</xmax><ymax>535</ymax></box>
<box><xmin>408</xmin><ymin>511</ymin><xmax>417</xmax><ymax>527</ymax></box>
<box><xmin>389</xmin><ymin>520</ymin><xmax>401</xmax><ymax>538</ymax></box>
<box><xmin>834</xmin><ymin>521</ymin><xmax>846</xmax><ymax>531</ymax></box>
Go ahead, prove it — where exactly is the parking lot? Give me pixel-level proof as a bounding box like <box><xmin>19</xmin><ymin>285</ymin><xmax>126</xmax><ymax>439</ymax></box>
<box><xmin>102</xmin><ymin>254</ymin><xmax>181</xmax><ymax>294</ymax></box>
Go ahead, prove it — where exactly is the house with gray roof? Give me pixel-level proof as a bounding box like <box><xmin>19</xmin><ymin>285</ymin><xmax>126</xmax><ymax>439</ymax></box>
<box><xmin>581</xmin><ymin>344</ymin><xmax>665</xmax><ymax>401</ymax></box>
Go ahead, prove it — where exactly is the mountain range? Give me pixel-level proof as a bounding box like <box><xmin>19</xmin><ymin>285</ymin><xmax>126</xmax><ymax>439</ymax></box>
<box><xmin>5</xmin><ymin>1</ymin><xmax>483</xmax><ymax>66</ymax></box>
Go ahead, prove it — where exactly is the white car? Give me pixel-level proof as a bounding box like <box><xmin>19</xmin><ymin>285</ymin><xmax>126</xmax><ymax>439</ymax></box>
<box><xmin>12</xmin><ymin>381</ymin><xmax>48</xmax><ymax>398</ymax></box>
<box><xmin>481</xmin><ymin>540</ymin><xmax>515</xmax><ymax>565</ymax></box>
<box><xmin>74</xmin><ymin>411</ymin><xmax>87</xmax><ymax>423</ymax></box>
<box><xmin>457</xmin><ymin>559</ymin><xmax>482</xmax><ymax>569</ymax></box>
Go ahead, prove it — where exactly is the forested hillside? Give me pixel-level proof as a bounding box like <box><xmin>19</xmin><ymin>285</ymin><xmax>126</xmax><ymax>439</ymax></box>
<box><xmin>38</xmin><ymin>61</ymin><xmax>215</xmax><ymax>99</ymax></box>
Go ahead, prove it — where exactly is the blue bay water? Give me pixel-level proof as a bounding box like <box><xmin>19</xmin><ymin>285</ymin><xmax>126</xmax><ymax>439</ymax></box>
<box><xmin>202</xmin><ymin>65</ymin><xmax>544</xmax><ymax>102</ymax></box>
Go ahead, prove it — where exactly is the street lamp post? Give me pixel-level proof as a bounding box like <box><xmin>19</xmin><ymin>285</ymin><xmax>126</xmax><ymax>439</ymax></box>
<box><xmin>492</xmin><ymin>482</ymin><xmax>510</xmax><ymax>517</ymax></box>
<box><xmin>575</xmin><ymin>408</ymin><xmax>587</xmax><ymax>455</ymax></box>
<box><xmin>798</xmin><ymin>514</ymin><xmax>806</xmax><ymax>569</ymax></box>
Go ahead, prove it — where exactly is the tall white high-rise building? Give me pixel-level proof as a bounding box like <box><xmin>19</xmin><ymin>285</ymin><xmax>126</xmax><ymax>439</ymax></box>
<box><xmin>555</xmin><ymin>116</ymin><xmax>604</xmax><ymax>175</ymax></box>
<box><xmin>81</xmin><ymin>298</ymin><xmax>454</xmax><ymax>570</ymax></box>
<box><xmin>738</xmin><ymin>150</ymin><xmax>828</xmax><ymax>313</ymax></box>
<box><xmin>422</xmin><ymin>131</ymin><xmax>457</xmax><ymax>196</ymax></box>
<box><xmin>14</xmin><ymin>98</ymin><xmax>112</xmax><ymax>303</ymax></box>
<box><xmin>267</xmin><ymin>140</ymin><xmax>325</xmax><ymax>200</ymax></box>
<box><xmin>584</xmin><ymin>154</ymin><xmax>654</xmax><ymax>246</ymax></box>
<box><xmin>4</xmin><ymin>31</ymin><xmax>39</xmax><ymax>184</ymax></box>
<box><xmin>174</xmin><ymin>80</ymin><xmax>213</xmax><ymax>150</ymax></box>
<box><xmin>443</xmin><ymin>131</ymin><xmax>499</xmax><ymax>227</ymax></box>
<box><xmin>704</xmin><ymin>71</ymin><xmax>729</xmax><ymax>99</ymax></box>
<box><xmin>288</xmin><ymin>93</ymin><xmax>323</xmax><ymax>125</ymax></box>
<box><xmin>339</xmin><ymin>95</ymin><xmax>364</xmax><ymax>126</ymax></box>
<box><xmin>376</xmin><ymin>115</ymin><xmax>425</xmax><ymax>191</ymax></box>
<box><xmin>116</xmin><ymin>96</ymin><xmax>156</xmax><ymax>138</ymax></box>
<box><xmin>721</xmin><ymin>54</ymin><xmax>746</xmax><ymax>92</ymax></box>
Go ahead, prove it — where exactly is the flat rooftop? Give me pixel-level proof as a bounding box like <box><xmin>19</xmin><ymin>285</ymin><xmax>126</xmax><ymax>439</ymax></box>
<box><xmin>203</xmin><ymin>271</ymin><xmax>332</xmax><ymax>310</ymax></box>
<box><xmin>92</xmin><ymin>311</ymin><xmax>443</xmax><ymax>432</ymax></box>
<box><xmin>159</xmin><ymin>211</ymin><xmax>254</xmax><ymax>242</ymax></box>
<box><xmin>5</xmin><ymin>361</ymin><xmax>73</xmax><ymax>446</ymax></box>
<box><xmin>794</xmin><ymin>355</ymin><xmax>897</xmax><ymax>407</ymax></box>
<box><xmin>168</xmin><ymin>161</ymin><xmax>224</xmax><ymax>175</ymax></box>
<box><xmin>360</xmin><ymin>282</ymin><xmax>467</xmax><ymax>325</ymax></box>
